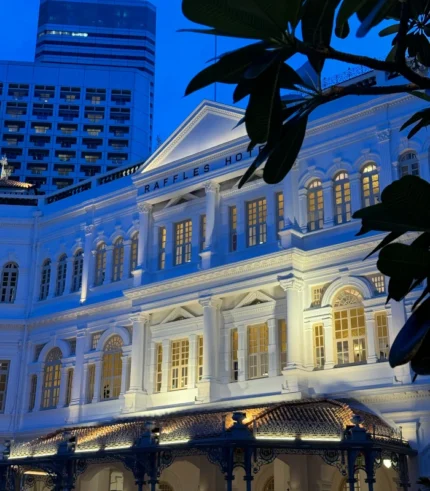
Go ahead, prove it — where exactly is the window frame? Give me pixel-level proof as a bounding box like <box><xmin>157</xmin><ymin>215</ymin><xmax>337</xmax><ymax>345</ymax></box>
<box><xmin>170</xmin><ymin>339</ymin><xmax>189</xmax><ymax>390</ymax></box>
<box><xmin>112</xmin><ymin>237</ymin><xmax>124</xmax><ymax>282</ymax></box>
<box><xmin>313</xmin><ymin>323</ymin><xmax>325</xmax><ymax>369</ymax></box>
<box><xmin>1</xmin><ymin>262</ymin><xmax>18</xmax><ymax>303</ymax></box>
<box><xmin>248</xmin><ymin>323</ymin><xmax>269</xmax><ymax>379</ymax></box>
<box><xmin>375</xmin><ymin>311</ymin><xmax>389</xmax><ymax>361</ymax></box>
<box><xmin>39</xmin><ymin>259</ymin><xmax>51</xmax><ymax>300</ymax></box>
<box><xmin>55</xmin><ymin>254</ymin><xmax>67</xmax><ymax>296</ymax></box>
<box><xmin>276</xmin><ymin>192</ymin><xmax>284</xmax><ymax>233</ymax></box>
<box><xmin>155</xmin><ymin>343</ymin><xmax>163</xmax><ymax>393</ymax></box>
<box><xmin>101</xmin><ymin>335</ymin><xmax>124</xmax><ymax>401</ymax></box>
<box><xmin>399</xmin><ymin>151</ymin><xmax>419</xmax><ymax>177</ymax></box>
<box><xmin>247</xmin><ymin>198</ymin><xmax>267</xmax><ymax>247</ymax></box>
<box><xmin>0</xmin><ymin>361</ymin><xmax>10</xmax><ymax>413</ymax></box>
<box><xmin>71</xmin><ymin>250</ymin><xmax>84</xmax><ymax>293</ymax></box>
<box><xmin>158</xmin><ymin>226</ymin><xmax>167</xmax><ymax>270</ymax></box>
<box><xmin>42</xmin><ymin>348</ymin><xmax>62</xmax><ymax>410</ymax></box>
<box><xmin>174</xmin><ymin>219</ymin><xmax>192</xmax><ymax>266</ymax></box>
<box><xmin>361</xmin><ymin>163</ymin><xmax>380</xmax><ymax>207</ymax></box>
<box><xmin>333</xmin><ymin>172</ymin><xmax>351</xmax><ymax>225</ymax></box>
<box><xmin>307</xmin><ymin>179</ymin><xmax>324</xmax><ymax>231</ymax></box>
<box><xmin>94</xmin><ymin>242</ymin><xmax>106</xmax><ymax>286</ymax></box>
<box><xmin>130</xmin><ymin>233</ymin><xmax>139</xmax><ymax>274</ymax></box>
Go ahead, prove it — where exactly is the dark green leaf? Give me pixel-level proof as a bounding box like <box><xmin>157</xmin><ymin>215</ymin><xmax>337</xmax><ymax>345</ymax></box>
<box><xmin>377</xmin><ymin>243</ymin><xmax>430</xmax><ymax>279</ymax></box>
<box><xmin>263</xmin><ymin>115</ymin><xmax>308</xmax><ymax>184</ymax></box>
<box><xmin>356</xmin><ymin>0</ymin><xmax>399</xmax><ymax>36</ymax></box>
<box><xmin>407</xmin><ymin>119</ymin><xmax>428</xmax><ymax>139</ymax></box>
<box><xmin>411</xmin><ymin>329</ymin><xmax>430</xmax><ymax>375</ymax></box>
<box><xmin>418</xmin><ymin>34</ymin><xmax>430</xmax><ymax>67</ymax></box>
<box><xmin>232</xmin><ymin>116</ymin><xmax>246</xmax><ymax>129</ymax></box>
<box><xmin>413</xmin><ymin>285</ymin><xmax>430</xmax><ymax>311</ymax></box>
<box><xmin>378</xmin><ymin>23</ymin><xmax>400</xmax><ymax>36</ymax></box>
<box><xmin>407</xmin><ymin>33</ymin><xmax>421</xmax><ymax>58</ymax></box>
<box><xmin>386</xmin><ymin>44</ymin><xmax>397</xmax><ymax>62</ymax></box>
<box><xmin>389</xmin><ymin>297</ymin><xmax>430</xmax><ymax>368</ymax></box>
<box><xmin>238</xmin><ymin>143</ymin><xmax>273</xmax><ymax>188</ymax></box>
<box><xmin>245</xmin><ymin>50</ymin><xmax>282</xmax><ymax>79</ymax></box>
<box><xmin>335</xmin><ymin>21</ymin><xmax>350</xmax><ymax>38</ymax></box>
<box><xmin>411</xmin><ymin>90</ymin><xmax>430</xmax><ymax>103</ymax></box>
<box><xmin>234</xmin><ymin>0</ymin><xmax>293</xmax><ymax>32</ymax></box>
<box><xmin>387</xmin><ymin>276</ymin><xmax>414</xmax><ymax>302</ymax></box>
<box><xmin>336</xmin><ymin>0</ymin><xmax>371</xmax><ymax>32</ymax></box>
<box><xmin>278</xmin><ymin>63</ymin><xmax>308</xmax><ymax>89</ymax></box>
<box><xmin>363</xmin><ymin>230</ymin><xmax>404</xmax><ymax>259</ymax></box>
<box><xmin>233</xmin><ymin>79</ymin><xmax>254</xmax><ymax>103</ymax></box>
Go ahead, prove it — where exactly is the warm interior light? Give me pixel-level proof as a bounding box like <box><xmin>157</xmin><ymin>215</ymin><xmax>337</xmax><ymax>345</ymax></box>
<box><xmin>75</xmin><ymin>447</ymin><xmax>100</xmax><ymax>453</ymax></box>
<box><xmin>255</xmin><ymin>436</ymin><xmax>296</xmax><ymax>441</ymax></box>
<box><xmin>33</xmin><ymin>451</ymin><xmax>56</xmax><ymax>457</ymax></box>
<box><xmin>24</xmin><ymin>470</ymin><xmax>49</xmax><ymax>476</ymax></box>
<box><xmin>104</xmin><ymin>444</ymin><xmax>132</xmax><ymax>451</ymax></box>
<box><xmin>159</xmin><ymin>439</ymin><xmax>189</xmax><ymax>445</ymax></box>
<box><xmin>383</xmin><ymin>459</ymin><xmax>392</xmax><ymax>469</ymax></box>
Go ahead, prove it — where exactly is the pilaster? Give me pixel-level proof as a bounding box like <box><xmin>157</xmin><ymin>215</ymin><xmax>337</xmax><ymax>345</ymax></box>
<box><xmin>92</xmin><ymin>358</ymin><xmax>102</xmax><ymax>404</ymax></box>
<box><xmin>349</xmin><ymin>172</ymin><xmax>362</xmax><ymax>214</ymax></box>
<box><xmin>200</xmin><ymin>181</ymin><xmax>219</xmax><ymax>270</ymax></box>
<box><xmin>365</xmin><ymin>311</ymin><xmax>378</xmax><ymax>364</ymax></box>
<box><xmin>160</xmin><ymin>339</ymin><xmax>170</xmax><ymax>393</ymax></box>
<box><xmin>133</xmin><ymin>202</ymin><xmax>151</xmax><ymax>286</ymax></box>
<box><xmin>122</xmin><ymin>240</ymin><xmax>132</xmax><ymax>280</ymax></box>
<box><xmin>80</xmin><ymin>224</ymin><xmax>94</xmax><ymax>303</ymax></box>
<box><xmin>322</xmin><ymin>181</ymin><xmax>334</xmax><ymax>227</ymax></box>
<box><xmin>267</xmin><ymin>317</ymin><xmax>280</xmax><ymax>378</ymax></box>
<box><xmin>47</xmin><ymin>261</ymin><xmax>58</xmax><ymax>299</ymax></box>
<box><xmin>103</xmin><ymin>245</ymin><xmax>114</xmax><ymax>285</ymax></box>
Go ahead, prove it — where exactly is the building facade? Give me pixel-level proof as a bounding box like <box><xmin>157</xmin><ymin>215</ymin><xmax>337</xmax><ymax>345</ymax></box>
<box><xmin>0</xmin><ymin>70</ymin><xmax>430</xmax><ymax>490</ymax></box>
<box><xmin>0</xmin><ymin>61</ymin><xmax>152</xmax><ymax>193</ymax></box>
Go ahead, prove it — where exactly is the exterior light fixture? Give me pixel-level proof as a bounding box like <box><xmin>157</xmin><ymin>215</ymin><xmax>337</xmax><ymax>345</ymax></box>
<box><xmin>383</xmin><ymin>458</ymin><xmax>392</xmax><ymax>469</ymax></box>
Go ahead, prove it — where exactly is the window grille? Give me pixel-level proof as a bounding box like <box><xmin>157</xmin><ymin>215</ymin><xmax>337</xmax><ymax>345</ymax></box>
<box><xmin>174</xmin><ymin>220</ymin><xmax>192</xmax><ymax>266</ymax></box>
<box><xmin>229</xmin><ymin>206</ymin><xmax>237</xmax><ymax>252</ymax></box>
<box><xmin>369</xmin><ymin>274</ymin><xmax>386</xmax><ymax>294</ymax></box>
<box><xmin>0</xmin><ymin>262</ymin><xmax>18</xmax><ymax>303</ymax></box>
<box><xmin>276</xmin><ymin>192</ymin><xmax>284</xmax><ymax>232</ymax></box>
<box><xmin>55</xmin><ymin>254</ymin><xmax>67</xmax><ymax>296</ymax></box>
<box><xmin>311</xmin><ymin>285</ymin><xmax>326</xmax><ymax>307</ymax></box>
<box><xmin>170</xmin><ymin>339</ymin><xmax>189</xmax><ymax>390</ymax></box>
<box><xmin>29</xmin><ymin>374</ymin><xmax>37</xmax><ymax>411</ymax></box>
<box><xmin>94</xmin><ymin>243</ymin><xmax>106</xmax><ymax>286</ymax></box>
<box><xmin>71</xmin><ymin>250</ymin><xmax>83</xmax><ymax>292</ymax></box>
<box><xmin>248</xmin><ymin>323</ymin><xmax>269</xmax><ymax>379</ymax></box>
<box><xmin>362</xmin><ymin>163</ymin><xmax>380</xmax><ymax>207</ymax></box>
<box><xmin>334</xmin><ymin>172</ymin><xmax>351</xmax><ymax>225</ymax></box>
<box><xmin>375</xmin><ymin>312</ymin><xmax>390</xmax><ymax>360</ymax></box>
<box><xmin>247</xmin><ymin>198</ymin><xmax>267</xmax><ymax>247</ymax></box>
<box><xmin>0</xmin><ymin>361</ymin><xmax>10</xmax><ymax>413</ymax></box>
<box><xmin>231</xmin><ymin>329</ymin><xmax>239</xmax><ymax>382</ymax></box>
<box><xmin>101</xmin><ymin>335</ymin><xmax>123</xmax><ymax>400</ymax></box>
<box><xmin>279</xmin><ymin>320</ymin><xmax>287</xmax><ymax>370</ymax></box>
<box><xmin>42</xmin><ymin>348</ymin><xmax>62</xmax><ymax>409</ymax></box>
<box><xmin>307</xmin><ymin>180</ymin><xmax>324</xmax><ymax>231</ymax></box>
<box><xmin>112</xmin><ymin>237</ymin><xmax>124</xmax><ymax>282</ymax></box>
<box><xmin>197</xmin><ymin>336</ymin><xmax>203</xmax><ymax>382</ymax></box>
<box><xmin>155</xmin><ymin>343</ymin><xmax>163</xmax><ymax>393</ymax></box>
<box><xmin>91</xmin><ymin>332</ymin><xmax>102</xmax><ymax>350</ymax></box>
<box><xmin>158</xmin><ymin>226</ymin><xmax>167</xmax><ymax>270</ymax></box>
<box><xmin>313</xmin><ymin>324</ymin><xmax>325</xmax><ymax>368</ymax></box>
<box><xmin>40</xmin><ymin>259</ymin><xmax>51</xmax><ymax>300</ymax></box>
<box><xmin>130</xmin><ymin>233</ymin><xmax>139</xmax><ymax>273</ymax></box>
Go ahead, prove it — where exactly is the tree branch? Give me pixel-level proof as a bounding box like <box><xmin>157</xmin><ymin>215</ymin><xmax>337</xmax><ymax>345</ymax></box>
<box><xmin>327</xmin><ymin>82</ymin><xmax>419</xmax><ymax>97</ymax></box>
<box><xmin>395</xmin><ymin>0</ymin><xmax>409</xmax><ymax>65</ymax></box>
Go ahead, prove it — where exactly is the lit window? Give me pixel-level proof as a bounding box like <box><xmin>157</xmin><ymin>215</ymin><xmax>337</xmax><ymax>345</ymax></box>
<box><xmin>197</xmin><ymin>336</ymin><xmax>203</xmax><ymax>382</ymax></box>
<box><xmin>174</xmin><ymin>220</ymin><xmax>192</xmax><ymax>266</ymax></box>
<box><xmin>87</xmin><ymin>127</ymin><xmax>100</xmax><ymax>136</ymax></box>
<box><xmin>399</xmin><ymin>151</ymin><xmax>419</xmax><ymax>177</ymax></box>
<box><xmin>87</xmin><ymin>364</ymin><xmax>95</xmax><ymax>403</ymax></box>
<box><xmin>333</xmin><ymin>289</ymin><xmax>366</xmax><ymax>365</ymax></box>
<box><xmin>334</xmin><ymin>172</ymin><xmax>351</xmax><ymax>225</ymax></box>
<box><xmin>229</xmin><ymin>206</ymin><xmax>237</xmax><ymax>252</ymax></box>
<box><xmin>248</xmin><ymin>323</ymin><xmax>269</xmax><ymax>379</ymax></box>
<box><xmin>279</xmin><ymin>319</ymin><xmax>287</xmax><ymax>370</ymax></box>
<box><xmin>361</xmin><ymin>163</ymin><xmax>380</xmax><ymax>207</ymax></box>
<box><xmin>112</xmin><ymin>237</ymin><xmax>124</xmax><ymax>282</ymax></box>
<box><xmin>1</xmin><ymin>262</ymin><xmax>18</xmax><ymax>303</ymax></box>
<box><xmin>101</xmin><ymin>335</ymin><xmax>124</xmax><ymax>401</ymax></box>
<box><xmin>170</xmin><ymin>339</ymin><xmax>189</xmax><ymax>390</ymax></box>
<box><xmin>55</xmin><ymin>254</ymin><xmax>67</xmax><ymax>296</ymax></box>
<box><xmin>0</xmin><ymin>361</ymin><xmax>10</xmax><ymax>413</ymax></box>
<box><xmin>65</xmin><ymin>368</ymin><xmax>73</xmax><ymax>406</ymax></box>
<box><xmin>264</xmin><ymin>477</ymin><xmax>275</xmax><ymax>491</ymax></box>
<box><xmin>130</xmin><ymin>233</ymin><xmax>139</xmax><ymax>274</ymax></box>
<box><xmin>313</xmin><ymin>324</ymin><xmax>325</xmax><ymax>368</ymax></box>
<box><xmin>375</xmin><ymin>312</ymin><xmax>390</xmax><ymax>360</ymax></box>
<box><xmin>247</xmin><ymin>198</ymin><xmax>267</xmax><ymax>246</ymax></box>
<box><xmin>369</xmin><ymin>274</ymin><xmax>385</xmax><ymax>294</ymax></box>
<box><xmin>94</xmin><ymin>243</ymin><xmax>106</xmax><ymax>286</ymax></box>
<box><xmin>276</xmin><ymin>192</ymin><xmax>284</xmax><ymax>232</ymax></box>
<box><xmin>200</xmin><ymin>215</ymin><xmax>206</xmax><ymax>252</ymax></box>
<box><xmin>158</xmin><ymin>226</ymin><xmax>166</xmax><ymax>270</ymax></box>
<box><xmin>155</xmin><ymin>343</ymin><xmax>162</xmax><ymax>393</ymax></box>
<box><xmin>42</xmin><ymin>348</ymin><xmax>62</xmax><ymax>409</ymax></box>
<box><xmin>231</xmin><ymin>328</ymin><xmax>239</xmax><ymax>382</ymax></box>
<box><xmin>110</xmin><ymin>471</ymin><xmax>124</xmax><ymax>491</ymax></box>
<box><xmin>91</xmin><ymin>332</ymin><xmax>102</xmax><ymax>350</ymax></box>
<box><xmin>307</xmin><ymin>180</ymin><xmax>324</xmax><ymax>231</ymax></box>
<box><xmin>311</xmin><ymin>285</ymin><xmax>325</xmax><ymax>307</ymax></box>
<box><xmin>29</xmin><ymin>374</ymin><xmax>37</xmax><ymax>412</ymax></box>
<box><xmin>71</xmin><ymin>250</ymin><xmax>83</xmax><ymax>293</ymax></box>
<box><xmin>39</xmin><ymin>259</ymin><xmax>51</xmax><ymax>300</ymax></box>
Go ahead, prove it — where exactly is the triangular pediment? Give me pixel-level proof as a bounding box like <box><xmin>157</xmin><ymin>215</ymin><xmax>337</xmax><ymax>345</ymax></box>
<box><xmin>235</xmin><ymin>291</ymin><xmax>274</xmax><ymax>309</ymax></box>
<box><xmin>142</xmin><ymin>101</ymin><xmax>246</xmax><ymax>174</ymax></box>
<box><xmin>161</xmin><ymin>306</ymin><xmax>195</xmax><ymax>324</ymax></box>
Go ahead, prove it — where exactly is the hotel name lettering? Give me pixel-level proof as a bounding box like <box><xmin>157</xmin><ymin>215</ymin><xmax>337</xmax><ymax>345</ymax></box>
<box><xmin>143</xmin><ymin>145</ymin><xmax>265</xmax><ymax>194</ymax></box>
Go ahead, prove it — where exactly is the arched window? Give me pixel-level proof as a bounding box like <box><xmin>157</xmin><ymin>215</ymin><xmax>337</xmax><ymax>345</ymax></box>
<box><xmin>399</xmin><ymin>151</ymin><xmax>419</xmax><ymax>177</ymax></box>
<box><xmin>158</xmin><ymin>483</ymin><xmax>174</xmax><ymax>491</ymax></box>
<box><xmin>1</xmin><ymin>262</ymin><xmax>18</xmax><ymax>303</ymax></box>
<box><xmin>71</xmin><ymin>250</ymin><xmax>84</xmax><ymax>293</ymax></box>
<box><xmin>94</xmin><ymin>242</ymin><xmax>106</xmax><ymax>286</ymax></box>
<box><xmin>101</xmin><ymin>335</ymin><xmax>123</xmax><ymax>401</ymax></box>
<box><xmin>307</xmin><ymin>179</ymin><xmax>324</xmax><ymax>231</ymax></box>
<box><xmin>112</xmin><ymin>237</ymin><xmax>124</xmax><ymax>282</ymax></box>
<box><xmin>55</xmin><ymin>254</ymin><xmax>67</xmax><ymax>297</ymax></box>
<box><xmin>130</xmin><ymin>232</ymin><xmax>139</xmax><ymax>274</ymax></box>
<box><xmin>333</xmin><ymin>288</ymin><xmax>367</xmax><ymax>365</ymax></box>
<box><xmin>334</xmin><ymin>172</ymin><xmax>351</xmax><ymax>225</ymax></box>
<box><xmin>42</xmin><ymin>347</ymin><xmax>62</xmax><ymax>409</ymax></box>
<box><xmin>263</xmin><ymin>476</ymin><xmax>275</xmax><ymax>491</ymax></box>
<box><xmin>39</xmin><ymin>259</ymin><xmax>51</xmax><ymax>300</ymax></box>
<box><xmin>361</xmin><ymin>163</ymin><xmax>380</xmax><ymax>207</ymax></box>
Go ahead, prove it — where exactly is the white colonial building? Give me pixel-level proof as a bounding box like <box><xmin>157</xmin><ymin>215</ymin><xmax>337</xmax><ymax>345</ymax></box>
<box><xmin>0</xmin><ymin>68</ymin><xmax>430</xmax><ymax>491</ymax></box>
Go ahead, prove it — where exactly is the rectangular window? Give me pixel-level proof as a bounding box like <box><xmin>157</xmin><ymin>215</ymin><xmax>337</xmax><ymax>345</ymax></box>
<box><xmin>197</xmin><ymin>335</ymin><xmax>203</xmax><ymax>382</ymax></box>
<box><xmin>29</xmin><ymin>374</ymin><xmax>37</xmax><ymax>411</ymax></box>
<box><xmin>334</xmin><ymin>307</ymin><xmax>366</xmax><ymax>365</ymax></box>
<box><xmin>279</xmin><ymin>319</ymin><xmax>287</xmax><ymax>370</ymax></box>
<box><xmin>91</xmin><ymin>332</ymin><xmax>102</xmax><ymax>350</ymax></box>
<box><xmin>0</xmin><ymin>361</ymin><xmax>10</xmax><ymax>412</ymax></box>
<box><xmin>170</xmin><ymin>339</ymin><xmax>189</xmax><ymax>390</ymax></box>
<box><xmin>247</xmin><ymin>198</ymin><xmax>267</xmax><ymax>247</ymax></box>
<box><xmin>229</xmin><ymin>206</ymin><xmax>237</xmax><ymax>252</ymax></box>
<box><xmin>65</xmin><ymin>368</ymin><xmax>73</xmax><ymax>406</ymax></box>
<box><xmin>248</xmin><ymin>324</ymin><xmax>269</xmax><ymax>379</ymax></box>
<box><xmin>375</xmin><ymin>312</ymin><xmax>389</xmax><ymax>360</ymax></box>
<box><xmin>158</xmin><ymin>226</ymin><xmax>167</xmax><ymax>270</ymax></box>
<box><xmin>87</xmin><ymin>364</ymin><xmax>95</xmax><ymax>403</ymax></box>
<box><xmin>174</xmin><ymin>219</ymin><xmax>192</xmax><ymax>266</ymax></box>
<box><xmin>311</xmin><ymin>285</ymin><xmax>325</xmax><ymax>307</ymax></box>
<box><xmin>231</xmin><ymin>328</ymin><xmax>239</xmax><ymax>382</ymax></box>
<box><xmin>313</xmin><ymin>323</ymin><xmax>325</xmax><ymax>368</ymax></box>
<box><xmin>369</xmin><ymin>274</ymin><xmax>386</xmax><ymax>294</ymax></box>
<box><xmin>155</xmin><ymin>343</ymin><xmax>163</xmax><ymax>393</ymax></box>
<box><xmin>200</xmin><ymin>215</ymin><xmax>206</xmax><ymax>252</ymax></box>
<box><xmin>276</xmin><ymin>192</ymin><xmax>284</xmax><ymax>232</ymax></box>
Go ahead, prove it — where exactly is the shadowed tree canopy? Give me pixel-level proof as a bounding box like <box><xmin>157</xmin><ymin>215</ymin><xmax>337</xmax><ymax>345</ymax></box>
<box><xmin>181</xmin><ymin>0</ymin><xmax>430</xmax><ymax>378</ymax></box>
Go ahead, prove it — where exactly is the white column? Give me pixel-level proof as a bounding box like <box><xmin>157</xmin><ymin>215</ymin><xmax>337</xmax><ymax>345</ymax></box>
<box><xmin>161</xmin><ymin>339</ymin><xmax>170</xmax><ymax>393</ymax></box>
<box><xmin>80</xmin><ymin>224</ymin><xmax>94</xmax><ymax>303</ymax></box>
<box><xmin>64</xmin><ymin>257</ymin><xmax>74</xmax><ymax>295</ymax></box>
<box><xmin>322</xmin><ymin>314</ymin><xmax>335</xmax><ymax>369</ymax></box>
<box><xmin>120</xmin><ymin>354</ymin><xmax>130</xmax><ymax>396</ymax></box>
<box><xmin>303</xmin><ymin>320</ymin><xmax>314</xmax><ymax>370</ymax></box>
<box><xmin>376</xmin><ymin>129</ymin><xmax>393</xmax><ymax>190</ymax></box>
<box><xmin>365</xmin><ymin>311</ymin><xmax>378</xmax><ymax>364</ymax></box>
<box><xmin>350</xmin><ymin>172</ymin><xmax>362</xmax><ymax>214</ymax></box>
<box><xmin>164</xmin><ymin>222</ymin><xmax>175</xmax><ymax>269</ymax></box>
<box><xmin>92</xmin><ymin>358</ymin><xmax>102</xmax><ymax>403</ymax></box>
<box><xmin>188</xmin><ymin>334</ymin><xmax>198</xmax><ymax>389</ymax></box>
<box><xmin>128</xmin><ymin>314</ymin><xmax>147</xmax><ymax>393</ymax></box>
<box><xmin>137</xmin><ymin>203</ymin><xmax>151</xmax><ymax>271</ymax></box>
<box><xmin>322</xmin><ymin>181</ymin><xmax>334</xmax><ymax>227</ymax></box>
<box><xmin>47</xmin><ymin>260</ymin><xmax>58</xmax><ymax>299</ymax></box>
<box><xmin>268</xmin><ymin>317</ymin><xmax>280</xmax><ymax>377</ymax></box>
<box><xmin>279</xmin><ymin>276</ymin><xmax>304</xmax><ymax>370</ymax></box>
<box><xmin>297</xmin><ymin>188</ymin><xmax>308</xmax><ymax>233</ymax></box>
<box><xmin>236</xmin><ymin>201</ymin><xmax>246</xmax><ymax>251</ymax></box>
<box><xmin>103</xmin><ymin>245</ymin><xmax>114</xmax><ymax>285</ymax></box>
<box><xmin>200</xmin><ymin>182</ymin><xmax>219</xmax><ymax>269</ymax></box>
<box><xmin>58</xmin><ymin>366</ymin><xmax>69</xmax><ymax>407</ymax></box>
<box><xmin>71</xmin><ymin>330</ymin><xmax>88</xmax><ymax>405</ymax></box>
<box><xmin>34</xmin><ymin>367</ymin><xmax>44</xmax><ymax>410</ymax></box>
<box><xmin>237</xmin><ymin>324</ymin><xmax>247</xmax><ymax>382</ymax></box>
<box><xmin>81</xmin><ymin>362</ymin><xmax>89</xmax><ymax>405</ymax></box>
<box><xmin>199</xmin><ymin>297</ymin><xmax>221</xmax><ymax>381</ymax></box>
<box><xmin>122</xmin><ymin>240</ymin><xmax>132</xmax><ymax>280</ymax></box>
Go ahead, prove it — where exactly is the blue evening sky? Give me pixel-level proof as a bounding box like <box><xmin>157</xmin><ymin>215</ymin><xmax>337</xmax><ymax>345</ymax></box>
<box><xmin>0</xmin><ymin>0</ymin><xmax>392</xmax><ymax>145</ymax></box>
